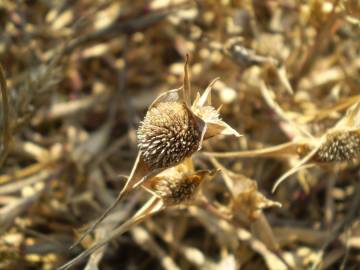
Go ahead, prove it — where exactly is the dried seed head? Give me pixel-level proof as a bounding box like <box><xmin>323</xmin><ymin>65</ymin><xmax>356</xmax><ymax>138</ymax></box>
<box><xmin>148</xmin><ymin>174</ymin><xmax>203</xmax><ymax>205</ymax></box>
<box><xmin>271</xmin><ymin>102</ymin><xmax>360</xmax><ymax>193</ymax></box>
<box><xmin>272</xmin><ymin>130</ymin><xmax>360</xmax><ymax>193</ymax></box>
<box><xmin>312</xmin><ymin>130</ymin><xmax>360</xmax><ymax>163</ymax></box>
<box><xmin>137</xmin><ymin>101</ymin><xmax>203</xmax><ymax>169</ymax></box>
<box><xmin>144</xmin><ymin>164</ymin><xmax>215</xmax><ymax>206</ymax></box>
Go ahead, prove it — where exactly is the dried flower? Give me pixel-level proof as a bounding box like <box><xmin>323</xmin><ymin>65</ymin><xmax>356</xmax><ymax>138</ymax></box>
<box><xmin>311</xmin><ymin>130</ymin><xmax>360</xmax><ymax>163</ymax></box>
<box><xmin>59</xmin><ymin>162</ymin><xmax>216</xmax><ymax>270</ymax></box>
<box><xmin>72</xmin><ymin>55</ymin><xmax>240</xmax><ymax>248</ymax></box>
<box><xmin>150</xmin><ymin>176</ymin><xmax>201</xmax><ymax>204</ymax></box>
<box><xmin>137</xmin><ymin>101</ymin><xmax>203</xmax><ymax>169</ymax></box>
<box><xmin>272</xmin><ymin>102</ymin><xmax>360</xmax><ymax>192</ymax></box>
<box><xmin>232</xmin><ymin>180</ymin><xmax>281</xmax><ymax>221</ymax></box>
<box><xmin>205</xmin><ymin>86</ymin><xmax>360</xmax><ymax>193</ymax></box>
<box><xmin>231</xmin><ymin>179</ymin><xmax>281</xmax><ymax>252</ymax></box>
<box><xmin>144</xmin><ymin>163</ymin><xmax>215</xmax><ymax>205</ymax></box>
<box><xmin>133</xmin><ymin>54</ymin><xmax>240</xmax><ymax>189</ymax></box>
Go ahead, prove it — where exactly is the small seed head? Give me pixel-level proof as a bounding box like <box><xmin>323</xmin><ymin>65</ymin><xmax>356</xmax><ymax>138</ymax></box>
<box><xmin>313</xmin><ymin>130</ymin><xmax>360</xmax><ymax>162</ymax></box>
<box><xmin>137</xmin><ymin>101</ymin><xmax>202</xmax><ymax>169</ymax></box>
<box><xmin>149</xmin><ymin>174</ymin><xmax>202</xmax><ymax>205</ymax></box>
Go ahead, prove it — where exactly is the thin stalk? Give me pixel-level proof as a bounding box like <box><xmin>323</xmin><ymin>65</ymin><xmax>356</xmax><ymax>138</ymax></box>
<box><xmin>0</xmin><ymin>64</ymin><xmax>10</xmax><ymax>168</ymax></box>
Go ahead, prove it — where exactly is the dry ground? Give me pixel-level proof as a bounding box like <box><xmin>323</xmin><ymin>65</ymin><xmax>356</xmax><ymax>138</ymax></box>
<box><xmin>0</xmin><ymin>1</ymin><xmax>360</xmax><ymax>269</ymax></box>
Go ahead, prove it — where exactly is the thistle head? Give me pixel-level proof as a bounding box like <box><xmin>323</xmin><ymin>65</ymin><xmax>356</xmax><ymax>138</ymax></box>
<box><xmin>137</xmin><ymin>101</ymin><xmax>204</xmax><ymax>169</ymax></box>
<box><xmin>313</xmin><ymin>103</ymin><xmax>360</xmax><ymax>162</ymax></box>
<box><xmin>137</xmin><ymin>55</ymin><xmax>240</xmax><ymax>170</ymax></box>
<box><xmin>144</xmin><ymin>163</ymin><xmax>216</xmax><ymax>206</ymax></box>
<box><xmin>310</xmin><ymin>102</ymin><xmax>360</xmax><ymax>163</ymax></box>
<box><xmin>272</xmin><ymin>102</ymin><xmax>360</xmax><ymax>192</ymax></box>
<box><xmin>311</xmin><ymin>129</ymin><xmax>360</xmax><ymax>163</ymax></box>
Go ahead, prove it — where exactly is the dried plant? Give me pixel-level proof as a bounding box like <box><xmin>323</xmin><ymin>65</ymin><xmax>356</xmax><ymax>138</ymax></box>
<box><xmin>72</xmin><ymin>55</ymin><xmax>241</xmax><ymax>248</ymax></box>
<box><xmin>206</xmin><ymin>99</ymin><xmax>360</xmax><ymax>193</ymax></box>
<box><xmin>0</xmin><ymin>64</ymin><xmax>10</xmax><ymax>168</ymax></box>
<box><xmin>272</xmin><ymin>102</ymin><xmax>360</xmax><ymax>192</ymax></box>
<box><xmin>209</xmin><ymin>157</ymin><xmax>281</xmax><ymax>250</ymax></box>
<box><xmin>1</xmin><ymin>1</ymin><xmax>359</xmax><ymax>269</ymax></box>
<box><xmin>59</xmin><ymin>159</ymin><xmax>216</xmax><ymax>270</ymax></box>
<box><xmin>137</xmin><ymin>101</ymin><xmax>202</xmax><ymax>169</ymax></box>
<box><xmin>143</xmin><ymin>160</ymin><xmax>214</xmax><ymax>205</ymax></box>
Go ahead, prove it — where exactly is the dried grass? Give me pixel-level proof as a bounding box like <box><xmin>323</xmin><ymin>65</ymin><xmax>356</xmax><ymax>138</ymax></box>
<box><xmin>0</xmin><ymin>1</ymin><xmax>360</xmax><ymax>270</ymax></box>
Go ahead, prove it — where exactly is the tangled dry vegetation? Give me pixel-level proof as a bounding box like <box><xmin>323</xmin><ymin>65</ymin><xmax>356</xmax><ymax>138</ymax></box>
<box><xmin>0</xmin><ymin>1</ymin><xmax>359</xmax><ymax>270</ymax></box>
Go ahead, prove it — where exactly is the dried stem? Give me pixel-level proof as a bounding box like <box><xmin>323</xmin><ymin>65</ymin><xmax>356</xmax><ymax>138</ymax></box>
<box><xmin>183</xmin><ymin>54</ymin><xmax>192</xmax><ymax>106</ymax></box>
<box><xmin>61</xmin><ymin>197</ymin><xmax>164</xmax><ymax>270</ymax></box>
<box><xmin>202</xmin><ymin>141</ymin><xmax>305</xmax><ymax>158</ymax></box>
<box><xmin>311</xmin><ymin>180</ymin><xmax>360</xmax><ymax>270</ymax></box>
<box><xmin>70</xmin><ymin>153</ymin><xmax>159</xmax><ymax>249</ymax></box>
<box><xmin>0</xmin><ymin>64</ymin><xmax>10</xmax><ymax>168</ymax></box>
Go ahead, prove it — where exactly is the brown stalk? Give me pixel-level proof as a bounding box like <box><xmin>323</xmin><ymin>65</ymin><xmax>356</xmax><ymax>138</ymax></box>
<box><xmin>202</xmin><ymin>141</ymin><xmax>306</xmax><ymax>159</ymax></box>
<box><xmin>0</xmin><ymin>64</ymin><xmax>10</xmax><ymax>168</ymax></box>
<box><xmin>70</xmin><ymin>153</ymin><xmax>160</xmax><ymax>249</ymax></box>
<box><xmin>60</xmin><ymin>196</ymin><xmax>165</xmax><ymax>270</ymax></box>
<box><xmin>183</xmin><ymin>54</ymin><xmax>192</xmax><ymax>106</ymax></box>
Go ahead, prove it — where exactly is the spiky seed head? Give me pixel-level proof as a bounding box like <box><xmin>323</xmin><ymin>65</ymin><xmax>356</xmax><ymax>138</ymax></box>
<box><xmin>137</xmin><ymin>101</ymin><xmax>203</xmax><ymax>169</ymax></box>
<box><xmin>313</xmin><ymin>130</ymin><xmax>360</xmax><ymax>162</ymax></box>
<box><xmin>149</xmin><ymin>174</ymin><xmax>202</xmax><ymax>205</ymax></box>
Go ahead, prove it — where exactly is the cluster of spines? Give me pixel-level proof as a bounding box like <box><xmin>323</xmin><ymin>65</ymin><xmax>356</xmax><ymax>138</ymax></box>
<box><xmin>150</xmin><ymin>175</ymin><xmax>200</xmax><ymax>205</ymax></box>
<box><xmin>137</xmin><ymin>101</ymin><xmax>201</xmax><ymax>169</ymax></box>
<box><xmin>313</xmin><ymin>130</ymin><xmax>360</xmax><ymax>163</ymax></box>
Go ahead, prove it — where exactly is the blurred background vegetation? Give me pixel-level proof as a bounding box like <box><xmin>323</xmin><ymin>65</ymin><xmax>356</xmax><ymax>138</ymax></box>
<box><xmin>0</xmin><ymin>0</ymin><xmax>359</xmax><ymax>269</ymax></box>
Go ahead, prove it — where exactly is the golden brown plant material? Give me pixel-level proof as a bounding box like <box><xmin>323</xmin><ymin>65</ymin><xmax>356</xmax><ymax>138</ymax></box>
<box><xmin>272</xmin><ymin>102</ymin><xmax>360</xmax><ymax>192</ymax></box>
<box><xmin>312</xmin><ymin>130</ymin><xmax>360</xmax><ymax>163</ymax></box>
<box><xmin>145</xmin><ymin>167</ymin><xmax>213</xmax><ymax>205</ymax></box>
<box><xmin>71</xmin><ymin>56</ymin><xmax>240</xmax><ymax>249</ymax></box>
<box><xmin>137</xmin><ymin>102</ymin><xmax>202</xmax><ymax>169</ymax></box>
<box><xmin>59</xmin><ymin>161</ymin><xmax>216</xmax><ymax>270</ymax></box>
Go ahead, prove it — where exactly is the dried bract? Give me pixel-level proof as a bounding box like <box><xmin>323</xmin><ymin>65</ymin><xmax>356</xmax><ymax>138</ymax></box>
<box><xmin>232</xmin><ymin>180</ymin><xmax>281</xmax><ymax>221</ymax></box>
<box><xmin>192</xmin><ymin>78</ymin><xmax>241</xmax><ymax>139</ymax></box>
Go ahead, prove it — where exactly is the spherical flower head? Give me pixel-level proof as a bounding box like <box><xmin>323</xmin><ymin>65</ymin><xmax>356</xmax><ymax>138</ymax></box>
<box><xmin>312</xmin><ymin>130</ymin><xmax>360</xmax><ymax>162</ymax></box>
<box><xmin>137</xmin><ymin>101</ymin><xmax>203</xmax><ymax>169</ymax></box>
<box><xmin>137</xmin><ymin>56</ymin><xmax>240</xmax><ymax>170</ymax></box>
